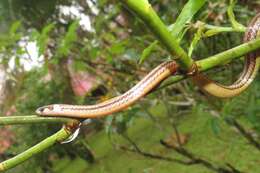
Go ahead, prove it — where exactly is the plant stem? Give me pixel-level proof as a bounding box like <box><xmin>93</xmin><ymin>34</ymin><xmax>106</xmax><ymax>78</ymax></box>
<box><xmin>227</xmin><ymin>0</ymin><xmax>246</xmax><ymax>31</ymax></box>
<box><xmin>203</xmin><ymin>24</ymin><xmax>246</xmax><ymax>37</ymax></box>
<box><xmin>0</xmin><ymin>116</ymin><xmax>75</xmax><ymax>125</ymax></box>
<box><xmin>196</xmin><ymin>37</ymin><xmax>260</xmax><ymax>71</ymax></box>
<box><xmin>158</xmin><ymin>37</ymin><xmax>260</xmax><ymax>90</ymax></box>
<box><xmin>120</xmin><ymin>0</ymin><xmax>193</xmax><ymax>69</ymax></box>
<box><xmin>0</xmin><ymin>120</ymin><xmax>81</xmax><ymax>172</ymax></box>
<box><xmin>0</xmin><ymin>126</ymin><xmax>73</xmax><ymax>172</ymax></box>
<box><xmin>204</xmin><ymin>24</ymin><xmax>246</xmax><ymax>33</ymax></box>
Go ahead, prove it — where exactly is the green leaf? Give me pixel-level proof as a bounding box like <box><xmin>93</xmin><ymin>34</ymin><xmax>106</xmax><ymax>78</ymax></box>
<box><xmin>16</xmin><ymin>47</ymin><xmax>26</xmax><ymax>55</ymax></box>
<box><xmin>105</xmin><ymin>54</ymin><xmax>113</xmax><ymax>63</ymax></box>
<box><xmin>89</xmin><ymin>47</ymin><xmax>100</xmax><ymax>60</ymax></box>
<box><xmin>37</xmin><ymin>23</ymin><xmax>55</xmax><ymax>56</ymax></box>
<box><xmin>57</xmin><ymin>20</ymin><xmax>79</xmax><ymax>57</ymax></box>
<box><xmin>188</xmin><ymin>23</ymin><xmax>205</xmax><ymax>56</ymax></box>
<box><xmin>109</xmin><ymin>42</ymin><xmax>125</xmax><ymax>55</ymax></box>
<box><xmin>8</xmin><ymin>21</ymin><xmax>22</xmax><ymax>43</ymax></box>
<box><xmin>9</xmin><ymin>21</ymin><xmax>21</xmax><ymax>35</ymax></box>
<box><xmin>139</xmin><ymin>41</ymin><xmax>158</xmax><ymax>65</ymax></box>
<box><xmin>169</xmin><ymin>0</ymin><xmax>206</xmax><ymax>40</ymax></box>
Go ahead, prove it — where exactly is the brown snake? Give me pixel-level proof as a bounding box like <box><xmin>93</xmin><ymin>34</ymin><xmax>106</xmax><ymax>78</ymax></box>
<box><xmin>36</xmin><ymin>13</ymin><xmax>260</xmax><ymax>118</ymax></box>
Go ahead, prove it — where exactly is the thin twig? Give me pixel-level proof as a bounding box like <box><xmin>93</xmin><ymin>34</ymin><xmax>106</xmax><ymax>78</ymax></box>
<box><xmin>0</xmin><ymin>115</ymin><xmax>77</xmax><ymax>125</ymax></box>
<box><xmin>226</xmin><ymin>118</ymin><xmax>260</xmax><ymax>151</ymax></box>
<box><xmin>119</xmin><ymin>134</ymin><xmax>196</xmax><ymax>165</ymax></box>
<box><xmin>160</xmin><ymin>140</ymin><xmax>242</xmax><ymax>173</ymax></box>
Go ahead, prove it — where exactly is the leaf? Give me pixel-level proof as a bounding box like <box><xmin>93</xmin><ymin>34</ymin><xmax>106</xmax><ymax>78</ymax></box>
<box><xmin>57</xmin><ymin>20</ymin><xmax>79</xmax><ymax>57</ymax></box>
<box><xmin>109</xmin><ymin>42</ymin><xmax>125</xmax><ymax>55</ymax></box>
<box><xmin>139</xmin><ymin>41</ymin><xmax>158</xmax><ymax>64</ymax></box>
<box><xmin>16</xmin><ymin>47</ymin><xmax>26</xmax><ymax>55</ymax></box>
<box><xmin>188</xmin><ymin>23</ymin><xmax>205</xmax><ymax>56</ymax></box>
<box><xmin>89</xmin><ymin>47</ymin><xmax>100</xmax><ymax>60</ymax></box>
<box><xmin>9</xmin><ymin>21</ymin><xmax>21</xmax><ymax>35</ymax></box>
<box><xmin>169</xmin><ymin>0</ymin><xmax>206</xmax><ymax>40</ymax></box>
<box><xmin>8</xmin><ymin>21</ymin><xmax>22</xmax><ymax>42</ymax></box>
<box><xmin>37</xmin><ymin>23</ymin><xmax>55</xmax><ymax>56</ymax></box>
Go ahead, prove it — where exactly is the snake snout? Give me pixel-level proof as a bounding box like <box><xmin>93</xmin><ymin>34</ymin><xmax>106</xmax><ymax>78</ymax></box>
<box><xmin>35</xmin><ymin>107</ymin><xmax>46</xmax><ymax>115</ymax></box>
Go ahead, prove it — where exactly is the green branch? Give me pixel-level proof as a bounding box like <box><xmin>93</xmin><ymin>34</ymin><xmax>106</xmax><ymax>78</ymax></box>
<box><xmin>203</xmin><ymin>23</ymin><xmax>246</xmax><ymax>37</ymax></box>
<box><xmin>120</xmin><ymin>0</ymin><xmax>193</xmax><ymax>69</ymax></box>
<box><xmin>204</xmin><ymin>24</ymin><xmax>246</xmax><ymax>33</ymax></box>
<box><xmin>0</xmin><ymin>116</ymin><xmax>75</xmax><ymax>125</ymax></box>
<box><xmin>0</xmin><ymin>121</ymin><xmax>80</xmax><ymax>172</ymax></box>
<box><xmin>197</xmin><ymin>37</ymin><xmax>260</xmax><ymax>71</ymax></box>
<box><xmin>227</xmin><ymin>0</ymin><xmax>246</xmax><ymax>31</ymax></box>
<box><xmin>158</xmin><ymin>37</ymin><xmax>260</xmax><ymax>90</ymax></box>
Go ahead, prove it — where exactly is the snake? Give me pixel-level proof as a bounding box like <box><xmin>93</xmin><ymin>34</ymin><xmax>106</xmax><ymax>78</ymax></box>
<box><xmin>36</xmin><ymin>13</ymin><xmax>260</xmax><ymax>119</ymax></box>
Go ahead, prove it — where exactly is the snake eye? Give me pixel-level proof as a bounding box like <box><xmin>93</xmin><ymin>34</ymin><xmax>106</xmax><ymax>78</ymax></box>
<box><xmin>36</xmin><ymin>105</ymin><xmax>53</xmax><ymax>115</ymax></box>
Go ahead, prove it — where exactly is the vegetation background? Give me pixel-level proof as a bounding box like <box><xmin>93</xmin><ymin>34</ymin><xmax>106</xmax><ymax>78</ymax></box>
<box><xmin>0</xmin><ymin>0</ymin><xmax>259</xmax><ymax>172</ymax></box>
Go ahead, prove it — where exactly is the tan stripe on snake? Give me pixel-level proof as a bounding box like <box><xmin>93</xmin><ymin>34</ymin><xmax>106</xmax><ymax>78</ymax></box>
<box><xmin>36</xmin><ymin>13</ymin><xmax>260</xmax><ymax>118</ymax></box>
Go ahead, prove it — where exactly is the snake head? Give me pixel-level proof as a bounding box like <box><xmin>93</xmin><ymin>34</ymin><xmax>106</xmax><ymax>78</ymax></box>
<box><xmin>36</xmin><ymin>105</ymin><xmax>58</xmax><ymax>116</ymax></box>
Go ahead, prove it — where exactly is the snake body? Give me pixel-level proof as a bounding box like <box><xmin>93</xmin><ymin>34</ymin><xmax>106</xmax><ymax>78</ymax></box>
<box><xmin>36</xmin><ymin>13</ymin><xmax>260</xmax><ymax>118</ymax></box>
<box><xmin>36</xmin><ymin>61</ymin><xmax>178</xmax><ymax>118</ymax></box>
